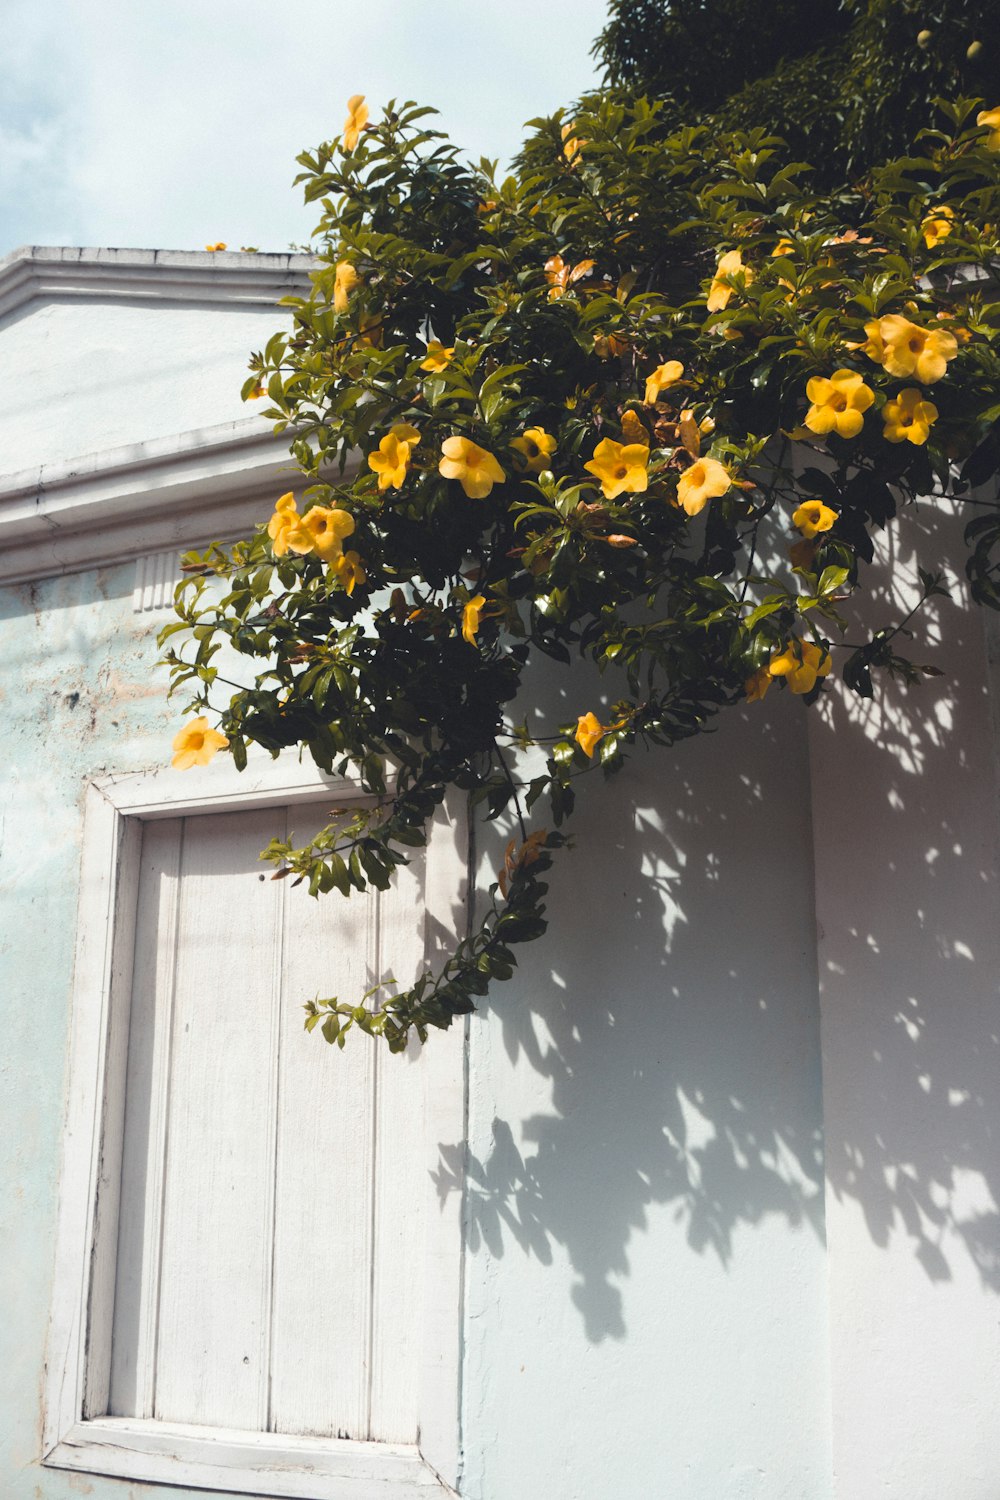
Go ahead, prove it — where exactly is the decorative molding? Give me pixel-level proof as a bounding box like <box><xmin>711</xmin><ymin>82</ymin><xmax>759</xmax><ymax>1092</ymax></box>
<box><xmin>0</xmin><ymin>418</ymin><xmax>359</xmax><ymax>587</ymax></box>
<box><xmin>0</xmin><ymin>247</ymin><xmax>350</xmax><ymax>587</ymax></box>
<box><xmin>0</xmin><ymin>245</ymin><xmax>315</xmax><ymax>323</ymax></box>
<box><xmin>132</xmin><ymin>551</ymin><xmax>182</xmax><ymax>612</ymax></box>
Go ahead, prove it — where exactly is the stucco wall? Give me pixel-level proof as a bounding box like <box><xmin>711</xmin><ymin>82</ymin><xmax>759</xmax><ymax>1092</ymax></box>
<box><xmin>0</xmin><ymin>249</ymin><xmax>310</xmax><ymax>478</ymax></box>
<box><xmin>0</xmin><ymin>560</ymin><xmax>832</xmax><ymax>1500</ymax></box>
<box><xmin>1</xmin><ymin>265</ymin><xmax>998</xmax><ymax>1500</ymax></box>
<box><xmin>810</xmin><ymin>508</ymin><xmax>1000</xmax><ymax>1496</ymax></box>
<box><xmin>1</xmin><ymin>298</ymin><xmax>284</xmax><ymax>475</ymax></box>
<box><xmin>0</xmin><ymin>563</ymin><xmax>187</xmax><ymax>1500</ymax></box>
<box><xmin>461</xmin><ymin>693</ymin><xmax>832</xmax><ymax>1499</ymax></box>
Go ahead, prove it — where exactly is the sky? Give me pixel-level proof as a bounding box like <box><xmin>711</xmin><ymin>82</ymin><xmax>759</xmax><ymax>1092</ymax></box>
<box><xmin>0</xmin><ymin>0</ymin><xmax>610</xmax><ymax>258</ymax></box>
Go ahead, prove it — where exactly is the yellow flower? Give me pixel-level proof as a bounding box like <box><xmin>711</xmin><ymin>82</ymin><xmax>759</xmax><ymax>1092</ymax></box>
<box><xmin>561</xmin><ymin>121</ymin><xmax>587</xmax><ymax>162</ymax></box>
<box><xmin>359</xmin><ymin>313</ymin><xmax>383</xmax><ymax>348</ymax></box>
<box><xmin>267</xmin><ymin>492</ymin><xmax>313</xmax><ymax>556</ymax></box>
<box><xmin>301</xmin><ymin>505</ymin><xmax>356</xmax><ymax>561</ymax></box>
<box><xmin>882</xmin><ymin>388</ymin><xmax>938</xmax><ymax>445</ymax></box>
<box><xmin>768</xmin><ymin>639</ymin><xmax>832</xmax><ymax>694</ymax></box>
<box><xmin>511</xmin><ymin>427</ymin><xmax>556</xmax><ymax>473</ymax></box>
<box><xmin>772</xmin><ymin>239</ymin><xmax>796</xmax><ymax>257</ymax></box>
<box><xmin>644</xmin><ymin>360</ymin><xmax>684</xmax><ymax>405</ymax></box>
<box><xmin>342</xmin><ymin>94</ymin><xmax>369</xmax><ymax>152</ymax></box>
<box><xmin>420</xmin><ymin>339</ymin><xmax>455</xmax><ymax>372</ymax></box>
<box><xmin>744</xmin><ymin>668</ymin><xmax>772</xmax><ymax>704</ymax></box>
<box><xmin>334</xmin><ymin>261</ymin><xmax>361</xmax><ymax>314</ymax></box>
<box><xmin>922</xmin><ymin>205</ymin><xmax>955</xmax><ymax>248</ymax></box>
<box><xmin>862</xmin><ymin>313</ymin><xmax>958</xmax><ymax>383</ymax></box>
<box><xmin>462</xmin><ymin>593</ymin><xmax>487</xmax><ymax>644</ymax></box>
<box><xmin>706</xmin><ymin>249</ymin><xmax>751</xmax><ymax>312</ymax></box>
<box><xmin>204</xmin><ymin>241</ymin><xmax>227</xmax><ymax>252</ymax></box>
<box><xmin>439</xmin><ymin>436</ymin><xmax>506</xmax><ymax>498</ymax></box>
<box><xmin>584</xmin><ymin>438</ymin><xmax>649</xmax><ymax>499</ymax></box>
<box><xmin>792</xmin><ymin>499</ymin><xmax>838</xmax><ymax>538</ymax></box>
<box><xmin>675</xmin><ymin>456</ymin><xmax>731</xmax><ymax>517</ymax></box>
<box><xmin>857</xmin><ymin>318</ymin><xmax>885</xmax><ymax>366</ymax></box>
<box><xmin>575</xmin><ymin>711</ymin><xmax>605</xmax><ymax>758</ymax></box>
<box><xmin>333</xmin><ymin>549</ymin><xmax>366</xmax><ymax>595</ymax></box>
<box><xmin>246</xmin><ymin>381</ymin><xmax>265</xmax><ymax>400</ymax></box>
<box><xmin>977</xmin><ymin>107</ymin><xmax>1000</xmax><ymax>151</ymax></box>
<box><xmin>368</xmin><ymin>426</ymin><xmax>420</xmax><ymax>490</ymax></box>
<box><xmin>172</xmin><ymin>716</ymin><xmax>228</xmax><ymax>770</ymax></box>
<box><xmin>804</xmin><ymin>370</ymin><xmax>875</xmax><ymax>439</ymax></box>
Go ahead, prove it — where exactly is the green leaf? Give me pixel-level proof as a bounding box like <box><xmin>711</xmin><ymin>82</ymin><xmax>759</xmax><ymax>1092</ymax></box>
<box><xmin>816</xmin><ymin>566</ymin><xmax>849</xmax><ymax>597</ymax></box>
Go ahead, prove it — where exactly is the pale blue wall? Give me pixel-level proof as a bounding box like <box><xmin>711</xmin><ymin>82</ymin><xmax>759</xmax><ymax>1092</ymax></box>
<box><xmin>0</xmin><ymin>564</ymin><xmax>223</xmax><ymax>1499</ymax></box>
<box><xmin>0</xmin><ymin>561</ymin><xmax>832</xmax><ymax>1499</ymax></box>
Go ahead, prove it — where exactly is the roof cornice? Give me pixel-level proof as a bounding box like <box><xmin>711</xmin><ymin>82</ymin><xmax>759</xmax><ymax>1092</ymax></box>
<box><xmin>0</xmin><ymin>245</ymin><xmax>316</xmax><ymax>321</ymax></box>
<box><xmin>0</xmin><ymin>418</ymin><xmax>308</xmax><ymax>586</ymax></box>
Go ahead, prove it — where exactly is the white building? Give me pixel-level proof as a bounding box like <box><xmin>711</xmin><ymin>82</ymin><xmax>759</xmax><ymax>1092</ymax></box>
<box><xmin>1</xmin><ymin>245</ymin><xmax>998</xmax><ymax>1500</ymax></box>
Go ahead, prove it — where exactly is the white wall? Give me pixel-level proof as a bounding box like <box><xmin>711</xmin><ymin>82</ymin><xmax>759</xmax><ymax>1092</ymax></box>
<box><xmin>460</xmin><ymin>693</ymin><xmax>832</xmax><ymax>1499</ymax></box>
<box><xmin>0</xmin><ymin>296</ymin><xmax>282</xmax><ymax>474</ymax></box>
<box><xmin>1</xmin><ymin>278</ymin><xmax>998</xmax><ymax>1500</ymax></box>
<box><xmin>810</xmin><ymin>507</ymin><xmax>1000</xmax><ymax>1499</ymax></box>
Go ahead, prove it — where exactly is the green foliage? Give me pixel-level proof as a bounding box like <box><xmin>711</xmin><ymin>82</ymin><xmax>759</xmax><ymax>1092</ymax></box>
<box><xmin>163</xmin><ymin>92</ymin><xmax>1000</xmax><ymax>1052</ymax></box>
<box><xmin>595</xmin><ymin>0</ymin><xmax>999</xmax><ymax>183</ymax></box>
<box><xmin>593</xmin><ymin>0</ymin><xmax>845</xmax><ymax>119</ymax></box>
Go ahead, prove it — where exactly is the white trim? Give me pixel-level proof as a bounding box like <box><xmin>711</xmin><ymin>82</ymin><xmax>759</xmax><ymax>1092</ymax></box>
<box><xmin>414</xmin><ymin>795</ymin><xmax>468</xmax><ymax>1487</ymax></box>
<box><xmin>44</xmin><ymin>758</ymin><xmax>466</xmax><ymax>1498</ymax></box>
<box><xmin>0</xmin><ymin>245</ymin><xmax>314</xmax><ymax>323</ymax></box>
<box><xmin>0</xmin><ymin>420</ymin><xmax>361</xmax><ymax>587</ymax></box>
<box><xmin>96</xmin><ymin>753</ymin><xmax>375</xmax><ymax>819</ymax></box>
<box><xmin>44</xmin><ymin>782</ymin><xmax>133</xmax><ymax>1453</ymax></box>
<box><xmin>46</xmin><ymin>1419</ymin><xmax>454</xmax><ymax>1498</ymax></box>
<box><xmin>0</xmin><ymin>420</ymin><xmax>299</xmax><ymax>586</ymax></box>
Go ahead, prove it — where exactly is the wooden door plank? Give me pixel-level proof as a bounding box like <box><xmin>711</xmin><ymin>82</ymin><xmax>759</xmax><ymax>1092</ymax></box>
<box><xmin>369</xmin><ymin>849</ymin><xmax>428</xmax><ymax>1443</ymax></box>
<box><xmin>268</xmin><ymin>807</ymin><xmax>377</xmax><ymax>1440</ymax></box>
<box><xmin>153</xmin><ymin>805</ymin><xmax>284</xmax><ymax>1430</ymax></box>
<box><xmin>109</xmin><ymin>816</ymin><xmax>183</xmax><ymax>1417</ymax></box>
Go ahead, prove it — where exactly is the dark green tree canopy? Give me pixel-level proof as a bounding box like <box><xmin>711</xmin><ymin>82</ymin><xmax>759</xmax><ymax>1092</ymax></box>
<box><xmin>594</xmin><ymin>0</ymin><xmax>999</xmax><ymax>182</ymax></box>
<box><xmin>593</xmin><ymin>0</ymin><xmax>845</xmax><ymax>118</ymax></box>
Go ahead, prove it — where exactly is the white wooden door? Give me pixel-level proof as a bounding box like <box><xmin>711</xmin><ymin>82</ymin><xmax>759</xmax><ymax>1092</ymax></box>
<box><xmin>108</xmin><ymin>801</ymin><xmax>429</xmax><ymax>1443</ymax></box>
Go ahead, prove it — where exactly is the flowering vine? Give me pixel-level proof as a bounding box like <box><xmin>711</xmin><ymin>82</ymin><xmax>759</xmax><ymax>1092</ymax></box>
<box><xmin>163</xmin><ymin>93</ymin><xmax>1000</xmax><ymax>1052</ymax></box>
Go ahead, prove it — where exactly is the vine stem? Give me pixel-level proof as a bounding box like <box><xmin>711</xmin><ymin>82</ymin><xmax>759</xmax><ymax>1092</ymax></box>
<box><xmin>492</xmin><ymin>738</ymin><xmax>528</xmax><ymax>842</ymax></box>
<box><xmin>739</xmin><ymin>437</ymin><xmax>789</xmax><ymax>607</ymax></box>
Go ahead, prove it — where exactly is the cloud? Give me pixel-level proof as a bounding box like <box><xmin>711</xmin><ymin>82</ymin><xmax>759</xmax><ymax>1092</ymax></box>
<box><xmin>0</xmin><ymin>2</ymin><xmax>81</xmax><ymax>247</ymax></box>
<box><xmin>1</xmin><ymin>0</ymin><xmax>607</xmax><ymax>256</ymax></box>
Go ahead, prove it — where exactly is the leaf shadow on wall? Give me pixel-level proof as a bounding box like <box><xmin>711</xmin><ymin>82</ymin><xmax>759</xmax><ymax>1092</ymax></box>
<box><xmin>434</xmin><ymin>686</ymin><xmax>828</xmax><ymax>1344</ymax></box>
<box><xmin>431</xmin><ymin>503</ymin><xmax>1000</xmax><ymax>1343</ymax></box>
<box><xmin>805</xmin><ymin>504</ymin><xmax>1000</xmax><ymax>1294</ymax></box>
